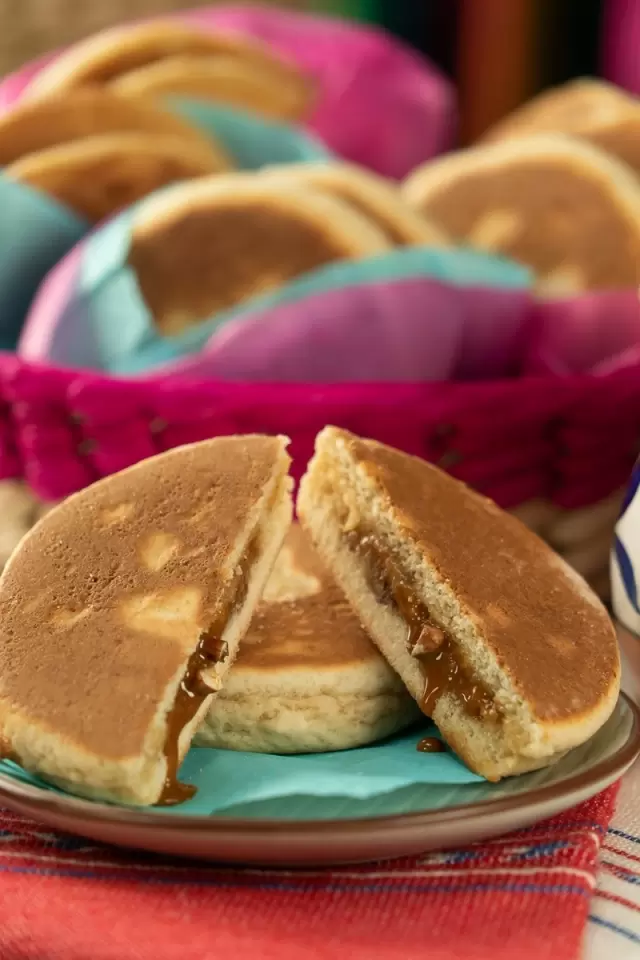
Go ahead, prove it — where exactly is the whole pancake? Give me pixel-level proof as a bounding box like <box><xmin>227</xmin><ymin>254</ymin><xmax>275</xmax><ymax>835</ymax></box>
<box><xmin>112</xmin><ymin>54</ymin><xmax>311</xmax><ymax>122</ymax></box>
<box><xmin>483</xmin><ymin>78</ymin><xmax>640</xmax><ymax>179</ymax></box>
<box><xmin>261</xmin><ymin>163</ymin><xmax>448</xmax><ymax>246</ymax></box>
<box><xmin>0</xmin><ymin>435</ymin><xmax>293</xmax><ymax>806</ymax></box>
<box><xmin>483</xmin><ymin>79</ymin><xmax>632</xmax><ymax>144</ymax></box>
<box><xmin>128</xmin><ymin>174</ymin><xmax>391</xmax><ymax>334</ymax></box>
<box><xmin>298</xmin><ymin>427</ymin><xmax>621</xmax><ymax>780</ymax></box>
<box><xmin>27</xmin><ymin>19</ymin><xmax>311</xmax><ymax>105</ymax></box>
<box><xmin>0</xmin><ymin>87</ymin><xmax>228</xmax><ymax>169</ymax></box>
<box><xmin>403</xmin><ymin>135</ymin><xmax>640</xmax><ymax>294</ymax></box>
<box><xmin>196</xmin><ymin>525</ymin><xmax>420</xmax><ymax>753</ymax></box>
<box><xmin>7</xmin><ymin>132</ymin><xmax>227</xmax><ymax>223</ymax></box>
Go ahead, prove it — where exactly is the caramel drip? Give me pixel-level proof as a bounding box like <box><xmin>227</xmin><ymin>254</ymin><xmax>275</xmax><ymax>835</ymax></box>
<box><xmin>346</xmin><ymin>530</ymin><xmax>496</xmax><ymax>720</ymax></box>
<box><xmin>416</xmin><ymin>737</ymin><xmax>446</xmax><ymax>753</ymax></box>
<box><xmin>157</xmin><ymin>534</ymin><xmax>259</xmax><ymax>806</ymax></box>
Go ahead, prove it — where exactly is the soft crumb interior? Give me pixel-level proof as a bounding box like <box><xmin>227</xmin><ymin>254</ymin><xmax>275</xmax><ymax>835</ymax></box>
<box><xmin>298</xmin><ymin>439</ymin><xmax>557</xmax><ymax>780</ymax></box>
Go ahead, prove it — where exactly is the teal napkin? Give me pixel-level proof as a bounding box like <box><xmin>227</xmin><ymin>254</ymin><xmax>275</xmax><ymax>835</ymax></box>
<box><xmin>69</xmin><ymin>234</ymin><xmax>530</xmax><ymax>376</ymax></box>
<box><xmin>167</xmin><ymin>97</ymin><xmax>332</xmax><ymax>168</ymax></box>
<box><xmin>0</xmin><ymin>175</ymin><xmax>88</xmax><ymax>350</ymax></box>
<box><xmin>0</xmin><ymin>725</ymin><xmax>482</xmax><ymax>818</ymax></box>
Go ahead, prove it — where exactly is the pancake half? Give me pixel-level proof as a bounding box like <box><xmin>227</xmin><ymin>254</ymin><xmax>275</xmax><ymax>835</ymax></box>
<box><xmin>128</xmin><ymin>174</ymin><xmax>391</xmax><ymax>334</ymax></box>
<box><xmin>0</xmin><ymin>435</ymin><xmax>293</xmax><ymax>806</ymax></box>
<box><xmin>260</xmin><ymin>163</ymin><xmax>448</xmax><ymax>246</ymax></box>
<box><xmin>27</xmin><ymin>20</ymin><xmax>312</xmax><ymax>110</ymax></box>
<box><xmin>112</xmin><ymin>54</ymin><xmax>311</xmax><ymax>122</ymax></box>
<box><xmin>7</xmin><ymin>132</ymin><xmax>228</xmax><ymax>223</ymax></box>
<box><xmin>197</xmin><ymin>525</ymin><xmax>420</xmax><ymax>754</ymax></box>
<box><xmin>403</xmin><ymin>135</ymin><xmax>640</xmax><ymax>294</ymax></box>
<box><xmin>297</xmin><ymin>427</ymin><xmax>620</xmax><ymax>780</ymax></box>
<box><xmin>482</xmin><ymin>79</ymin><xmax>640</xmax><ymax>176</ymax></box>
<box><xmin>0</xmin><ymin>87</ymin><xmax>228</xmax><ymax>169</ymax></box>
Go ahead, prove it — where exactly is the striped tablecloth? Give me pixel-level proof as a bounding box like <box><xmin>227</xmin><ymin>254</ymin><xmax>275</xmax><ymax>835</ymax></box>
<box><xmin>588</xmin><ymin>630</ymin><xmax>640</xmax><ymax>955</ymax></box>
<box><xmin>588</xmin><ymin>759</ymin><xmax>640</xmax><ymax>954</ymax></box>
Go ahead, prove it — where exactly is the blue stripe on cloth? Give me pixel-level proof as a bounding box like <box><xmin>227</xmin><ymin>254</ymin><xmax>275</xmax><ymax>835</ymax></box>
<box><xmin>603</xmin><ymin>863</ymin><xmax>640</xmax><ymax>886</ymax></box>
<box><xmin>608</xmin><ymin>827</ymin><xmax>640</xmax><ymax>845</ymax></box>
<box><xmin>0</xmin><ymin>863</ymin><xmax>593</xmax><ymax>896</ymax></box>
<box><xmin>614</xmin><ymin>536</ymin><xmax>640</xmax><ymax>614</ymax></box>
<box><xmin>589</xmin><ymin>915</ymin><xmax>640</xmax><ymax>944</ymax></box>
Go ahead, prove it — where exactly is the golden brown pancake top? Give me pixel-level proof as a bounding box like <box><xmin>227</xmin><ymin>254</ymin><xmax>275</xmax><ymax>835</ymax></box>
<box><xmin>8</xmin><ymin>134</ymin><xmax>222</xmax><ymax>223</ymax></box>
<box><xmin>331</xmin><ymin>429</ymin><xmax>618</xmax><ymax>722</ymax></box>
<box><xmin>585</xmin><ymin>115</ymin><xmax>640</xmax><ymax>178</ymax></box>
<box><xmin>237</xmin><ymin>525</ymin><xmax>383</xmax><ymax>673</ymax></box>
<box><xmin>419</xmin><ymin>155</ymin><xmax>640</xmax><ymax>290</ymax></box>
<box><xmin>111</xmin><ymin>54</ymin><xmax>312</xmax><ymax>123</ymax></box>
<box><xmin>483</xmin><ymin>80</ymin><xmax>631</xmax><ymax>144</ymax></box>
<box><xmin>31</xmin><ymin>20</ymin><xmax>307</xmax><ymax>93</ymax></box>
<box><xmin>0</xmin><ymin>87</ymin><xmax>221</xmax><ymax>168</ymax></box>
<box><xmin>0</xmin><ymin>436</ymin><xmax>287</xmax><ymax>761</ymax></box>
<box><xmin>129</xmin><ymin>203</ymin><xmax>354</xmax><ymax>334</ymax></box>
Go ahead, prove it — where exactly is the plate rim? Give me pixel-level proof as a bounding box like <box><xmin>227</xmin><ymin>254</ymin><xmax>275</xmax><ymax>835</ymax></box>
<box><xmin>0</xmin><ymin>693</ymin><xmax>638</xmax><ymax>837</ymax></box>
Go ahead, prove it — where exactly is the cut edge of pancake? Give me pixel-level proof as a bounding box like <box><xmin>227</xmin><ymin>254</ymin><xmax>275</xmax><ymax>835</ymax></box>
<box><xmin>0</xmin><ymin>435</ymin><xmax>294</xmax><ymax>806</ymax></box>
<box><xmin>297</xmin><ymin>426</ymin><xmax>620</xmax><ymax>780</ymax></box>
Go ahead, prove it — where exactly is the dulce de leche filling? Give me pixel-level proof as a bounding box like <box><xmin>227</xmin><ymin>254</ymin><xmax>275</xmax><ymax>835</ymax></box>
<box><xmin>345</xmin><ymin>529</ymin><xmax>496</xmax><ymax>720</ymax></box>
<box><xmin>158</xmin><ymin>535</ymin><xmax>260</xmax><ymax>806</ymax></box>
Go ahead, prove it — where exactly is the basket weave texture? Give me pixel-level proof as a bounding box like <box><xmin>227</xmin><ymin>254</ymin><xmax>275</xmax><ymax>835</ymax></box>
<box><xmin>0</xmin><ymin>353</ymin><xmax>634</xmax><ymax>598</ymax></box>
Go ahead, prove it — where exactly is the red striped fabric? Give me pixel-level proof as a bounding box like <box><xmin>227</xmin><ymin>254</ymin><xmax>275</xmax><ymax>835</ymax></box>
<box><xmin>0</xmin><ymin>784</ymin><xmax>619</xmax><ymax>960</ymax></box>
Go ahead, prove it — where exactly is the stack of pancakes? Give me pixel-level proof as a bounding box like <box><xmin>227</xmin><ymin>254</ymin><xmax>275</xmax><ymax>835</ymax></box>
<box><xmin>1</xmin><ymin>86</ymin><xmax>232</xmax><ymax>223</ymax></box>
<box><xmin>26</xmin><ymin>20</ymin><xmax>315</xmax><ymax>124</ymax></box>
<box><xmin>402</xmin><ymin>79</ymin><xmax>640</xmax><ymax>296</ymax></box>
<box><xmin>127</xmin><ymin>165</ymin><xmax>445</xmax><ymax>335</ymax></box>
<box><xmin>0</xmin><ymin>430</ymin><xmax>620</xmax><ymax>806</ymax></box>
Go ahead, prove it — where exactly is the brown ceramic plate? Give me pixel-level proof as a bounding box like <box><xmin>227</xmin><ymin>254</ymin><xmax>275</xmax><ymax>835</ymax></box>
<box><xmin>0</xmin><ymin>694</ymin><xmax>637</xmax><ymax>866</ymax></box>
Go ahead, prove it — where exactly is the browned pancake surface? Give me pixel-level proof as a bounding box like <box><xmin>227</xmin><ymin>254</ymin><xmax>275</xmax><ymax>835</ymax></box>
<box><xmin>332</xmin><ymin>429</ymin><xmax>618</xmax><ymax>722</ymax></box>
<box><xmin>112</xmin><ymin>55</ymin><xmax>312</xmax><ymax>122</ymax></box>
<box><xmin>32</xmin><ymin>20</ymin><xmax>306</xmax><ymax>91</ymax></box>
<box><xmin>0</xmin><ymin>436</ymin><xmax>284</xmax><ymax>760</ymax></box>
<box><xmin>130</xmin><ymin>204</ymin><xmax>352</xmax><ymax>333</ymax></box>
<box><xmin>238</xmin><ymin>526</ymin><xmax>383</xmax><ymax>673</ymax></box>
<box><xmin>8</xmin><ymin>134</ymin><xmax>221</xmax><ymax>223</ymax></box>
<box><xmin>419</xmin><ymin>155</ymin><xmax>640</xmax><ymax>289</ymax></box>
<box><xmin>0</xmin><ymin>87</ymin><xmax>220</xmax><ymax>168</ymax></box>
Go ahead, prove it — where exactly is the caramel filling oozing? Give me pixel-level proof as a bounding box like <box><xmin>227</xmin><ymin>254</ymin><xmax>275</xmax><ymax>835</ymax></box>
<box><xmin>345</xmin><ymin>530</ymin><xmax>496</xmax><ymax>720</ymax></box>
<box><xmin>157</xmin><ymin>534</ymin><xmax>260</xmax><ymax>806</ymax></box>
<box><xmin>416</xmin><ymin>737</ymin><xmax>446</xmax><ymax>753</ymax></box>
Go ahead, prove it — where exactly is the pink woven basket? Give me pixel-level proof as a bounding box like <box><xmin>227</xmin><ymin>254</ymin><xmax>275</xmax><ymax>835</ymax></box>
<box><xmin>0</xmin><ymin>6</ymin><xmax>634</xmax><ymax>602</ymax></box>
<box><xmin>0</xmin><ymin>351</ymin><xmax>636</xmax><ymax>599</ymax></box>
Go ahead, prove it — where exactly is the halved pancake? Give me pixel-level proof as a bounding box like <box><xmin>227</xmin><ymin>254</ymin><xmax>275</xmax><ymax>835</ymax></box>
<box><xmin>297</xmin><ymin>427</ymin><xmax>620</xmax><ymax>780</ymax></box>
<box><xmin>0</xmin><ymin>86</ymin><xmax>228</xmax><ymax>169</ymax></box>
<box><xmin>0</xmin><ymin>435</ymin><xmax>293</xmax><ymax>806</ymax></box>
<box><xmin>112</xmin><ymin>54</ymin><xmax>311</xmax><ymax>122</ymax></box>
<box><xmin>7</xmin><ymin>132</ymin><xmax>228</xmax><ymax>223</ymax></box>
<box><xmin>260</xmin><ymin>163</ymin><xmax>447</xmax><ymax>246</ymax></box>
<box><xmin>197</xmin><ymin>525</ymin><xmax>420</xmax><ymax>754</ymax></box>
<box><xmin>27</xmin><ymin>19</ymin><xmax>312</xmax><ymax>110</ymax></box>
<box><xmin>403</xmin><ymin>135</ymin><xmax>640</xmax><ymax>294</ymax></box>
<box><xmin>482</xmin><ymin>79</ymin><xmax>640</xmax><ymax>175</ymax></box>
<box><xmin>128</xmin><ymin>174</ymin><xmax>391</xmax><ymax>334</ymax></box>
